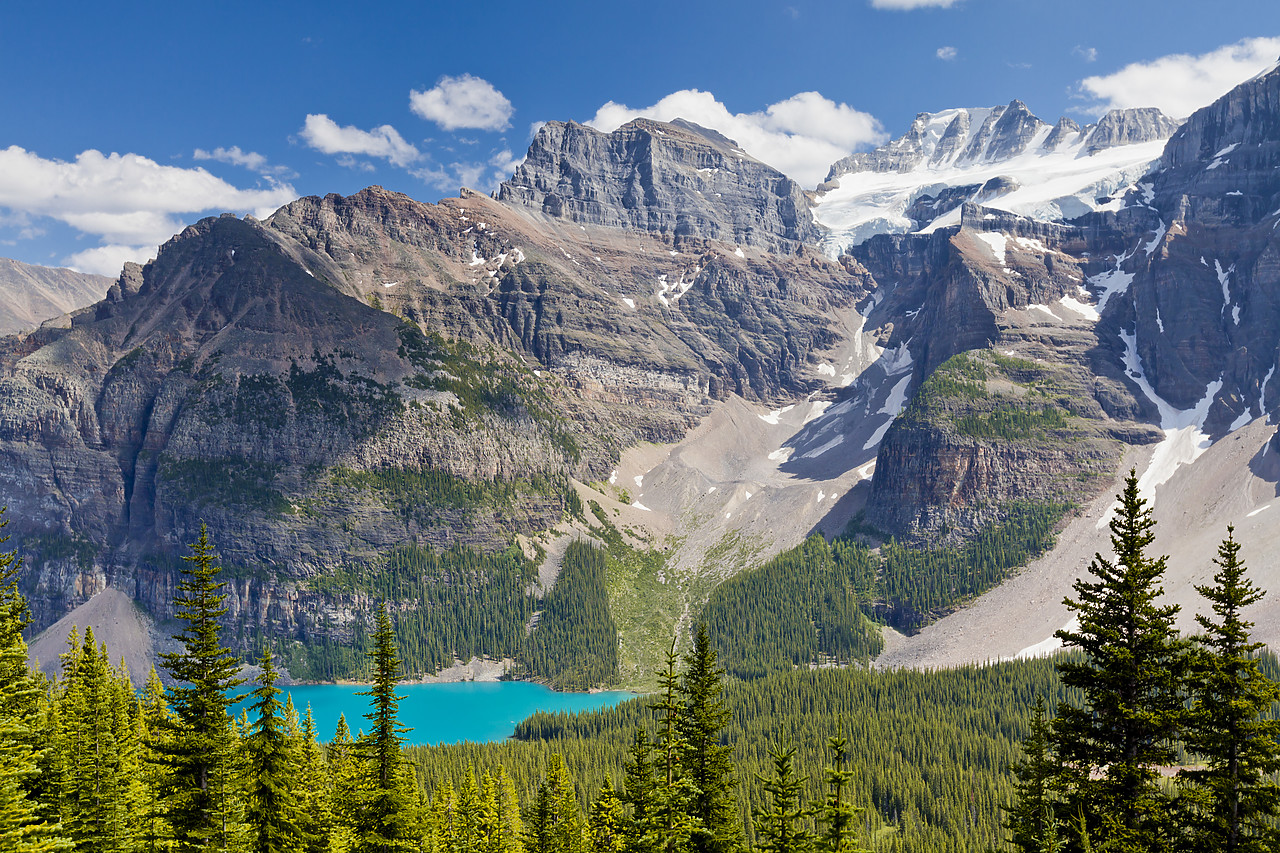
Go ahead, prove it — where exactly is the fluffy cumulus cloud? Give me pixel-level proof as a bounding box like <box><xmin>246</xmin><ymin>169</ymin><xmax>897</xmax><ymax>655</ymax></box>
<box><xmin>869</xmin><ymin>0</ymin><xmax>962</xmax><ymax>9</ymax></box>
<box><xmin>300</xmin><ymin>114</ymin><xmax>420</xmax><ymax>167</ymax></box>
<box><xmin>587</xmin><ymin>90</ymin><xmax>885</xmax><ymax>188</ymax></box>
<box><xmin>936</xmin><ymin>46</ymin><xmax>957</xmax><ymax>61</ymax></box>
<box><xmin>409</xmin><ymin>74</ymin><xmax>514</xmax><ymax>132</ymax></box>
<box><xmin>1076</xmin><ymin>36</ymin><xmax>1280</xmax><ymax>118</ymax></box>
<box><xmin>0</xmin><ymin>146</ymin><xmax>297</xmax><ymax>275</ymax></box>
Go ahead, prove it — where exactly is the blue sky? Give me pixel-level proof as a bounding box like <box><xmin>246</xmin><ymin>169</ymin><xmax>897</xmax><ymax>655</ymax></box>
<box><xmin>2</xmin><ymin>0</ymin><xmax>1278</xmax><ymax>275</ymax></box>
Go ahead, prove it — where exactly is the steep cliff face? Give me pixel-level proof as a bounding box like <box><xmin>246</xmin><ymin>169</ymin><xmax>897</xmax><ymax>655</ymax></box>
<box><xmin>498</xmin><ymin>119</ymin><xmax>821</xmax><ymax>253</ymax></box>
<box><xmin>0</xmin><ymin>123</ymin><xmax>872</xmax><ymax>671</ymax></box>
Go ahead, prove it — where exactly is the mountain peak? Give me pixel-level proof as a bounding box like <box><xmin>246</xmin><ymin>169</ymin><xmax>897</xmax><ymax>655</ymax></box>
<box><xmin>496</xmin><ymin>117</ymin><xmax>819</xmax><ymax>252</ymax></box>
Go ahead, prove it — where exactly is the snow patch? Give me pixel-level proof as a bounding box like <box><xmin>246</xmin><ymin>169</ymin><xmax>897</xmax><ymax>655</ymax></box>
<box><xmin>621</xmin><ymin>297</ymin><xmax>635</xmax><ymax>309</ymax></box>
<box><xmin>608</xmin><ymin>470</ymin><xmax>618</xmax><ymax>485</ymax></box>
<box><xmin>1144</xmin><ymin>221</ymin><xmax>1167</xmax><ymax>256</ymax></box>
<box><xmin>1090</xmin><ymin>251</ymin><xmax>1135</xmax><ymax>314</ymax></box>
<box><xmin>734</xmin><ymin>247</ymin><xmax>745</xmax><ymax>259</ymax></box>
<box><xmin>1058</xmin><ymin>295</ymin><xmax>1099</xmax><ymax>322</ymax></box>
<box><xmin>975</xmin><ymin>232</ymin><xmax>1007</xmax><ymax>265</ymax></box>
<box><xmin>631</xmin><ymin>502</ymin><xmax>651</xmax><ymax>512</ymax></box>
<box><xmin>1261</xmin><ymin>365</ymin><xmax>1275</xmax><ymax>413</ymax></box>
<box><xmin>382</xmin><ymin>281</ymin><xmax>399</xmax><ymax>289</ymax></box>
<box><xmin>800</xmin><ymin>434</ymin><xmax>845</xmax><ymax>459</ymax></box>
<box><xmin>633</xmin><ymin>475</ymin><xmax>644</xmax><ymax>489</ymax></box>
<box><xmin>817</xmin><ymin>362</ymin><xmax>836</xmax><ymax>377</ymax></box>
<box><xmin>758</xmin><ymin>404</ymin><xmax>795</xmax><ymax>425</ymax></box>
<box><xmin>767</xmin><ymin>447</ymin><xmax>794</xmax><ymax>463</ymax></box>
<box><xmin>863</xmin><ymin>374</ymin><xmax>913</xmax><ymax>450</ymax></box>
<box><xmin>1029</xmin><ymin>304</ymin><xmax>1061</xmax><ymax>321</ymax></box>
<box><xmin>1247</xmin><ymin>504</ymin><xmax>1271</xmax><ymax>518</ymax></box>
<box><xmin>1119</xmin><ymin>329</ymin><xmax>1224</xmax><ymax>502</ymax></box>
<box><xmin>1229</xmin><ymin>409</ymin><xmax>1253</xmax><ymax>432</ymax></box>
<box><xmin>1013</xmin><ymin>236</ymin><xmax>1048</xmax><ymax>254</ymax></box>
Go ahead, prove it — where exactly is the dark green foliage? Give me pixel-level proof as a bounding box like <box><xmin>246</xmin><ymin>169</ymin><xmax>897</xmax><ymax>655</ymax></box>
<box><xmin>244</xmin><ymin>652</ymin><xmax>302</xmax><ymax>853</ymax></box>
<box><xmin>1179</xmin><ymin>527</ymin><xmax>1280</xmax><ymax>852</ymax></box>
<box><xmin>954</xmin><ymin>403</ymin><xmax>1068</xmax><ymax>441</ymax></box>
<box><xmin>1053</xmin><ymin>471</ymin><xmax>1189</xmax><ymax>851</ymax></box>
<box><xmin>703</xmin><ymin>534</ymin><xmax>882</xmax><ymax>679</ymax></box>
<box><xmin>816</xmin><ymin>724</ymin><xmax>866</xmax><ymax>853</ymax></box>
<box><xmin>159</xmin><ymin>456</ymin><xmax>290</xmax><ymax>516</ymax></box>
<box><xmin>296</xmin><ymin>542</ymin><xmax>536</xmax><ymax>680</ymax></box>
<box><xmin>704</xmin><ymin>504</ymin><xmax>1064</xmax><ymax>675</ymax></box>
<box><xmin>1005</xmin><ymin>699</ymin><xmax>1061</xmax><ymax>853</ymax></box>
<box><xmin>330</xmin><ymin>465</ymin><xmax>562</xmax><ymax>513</ymax></box>
<box><xmin>285</xmin><ymin>357</ymin><xmax>403</xmax><ymax>429</ymax></box>
<box><xmin>878</xmin><ymin>501</ymin><xmax>1068</xmax><ymax>631</ymax></box>
<box><xmin>0</xmin><ymin>510</ymin><xmax>70</xmax><ymax>851</ymax></box>
<box><xmin>754</xmin><ymin>745</ymin><xmax>815</xmax><ymax>853</ymax></box>
<box><xmin>520</xmin><ymin>540</ymin><xmax>619</xmax><ymax>689</ymax></box>
<box><xmin>354</xmin><ymin>602</ymin><xmax>418</xmax><ymax>852</ymax></box>
<box><xmin>679</xmin><ymin>625</ymin><xmax>742</xmax><ymax>853</ymax></box>
<box><xmin>155</xmin><ymin>524</ymin><xmax>244</xmax><ymax>852</ymax></box>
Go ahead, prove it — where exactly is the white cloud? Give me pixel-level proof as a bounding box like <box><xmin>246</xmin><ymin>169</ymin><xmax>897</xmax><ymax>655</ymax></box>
<box><xmin>1076</xmin><ymin>36</ymin><xmax>1280</xmax><ymax>118</ymax></box>
<box><xmin>586</xmin><ymin>90</ymin><xmax>885</xmax><ymax>188</ymax></box>
<box><xmin>194</xmin><ymin>145</ymin><xmax>268</xmax><ymax>172</ymax></box>
<box><xmin>300</xmin><ymin>114</ymin><xmax>420</xmax><ymax>167</ymax></box>
<box><xmin>0</xmin><ymin>145</ymin><xmax>298</xmax><ymax>275</ymax></box>
<box><xmin>936</xmin><ymin>46</ymin><xmax>957</xmax><ymax>61</ymax></box>
<box><xmin>65</xmin><ymin>244</ymin><xmax>153</xmax><ymax>277</ymax></box>
<box><xmin>410</xmin><ymin>74</ymin><xmax>514</xmax><ymax>132</ymax></box>
<box><xmin>870</xmin><ymin>0</ymin><xmax>962</xmax><ymax>9</ymax></box>
<box><xmin>1072</xmin><ymin>45</ymin><xmax>1098</xmax><ymax>63</ymax></box>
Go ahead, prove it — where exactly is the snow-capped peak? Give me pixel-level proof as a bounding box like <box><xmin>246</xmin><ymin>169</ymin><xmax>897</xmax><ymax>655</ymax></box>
<box><xmin>813</xmin><ymin>102</ymin><xmax>1181</xmax><ymax>256</ymax></box>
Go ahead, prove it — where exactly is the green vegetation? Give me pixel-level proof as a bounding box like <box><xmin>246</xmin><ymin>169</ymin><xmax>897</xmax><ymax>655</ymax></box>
<box><xmin>520</xmin><ymin>541</ymin><xmax>620</xmax><ymax>690</ymax></box>
<box><xmin>701</xmin><ymin>501</ymin><xmax>1067</xmax><ymax>667</ymax></box>
<box><xmin>701</xmin><ymin>535</ymin><xmax>882</xmax><ymax>680</ymax></box>
<box><xmin>953</xmin><ymin>403</ymin><xmax>1067</xmax><ymax>441</ymax></box>
<box><xmin>330</xmin><ymin>466</ymin><xmax>565</xmax><ymax>514</ymax></box>
<box><xmin>160</xmin><ymin>456</ymin><xmax>291</xmax><ymax>516</ymax></box>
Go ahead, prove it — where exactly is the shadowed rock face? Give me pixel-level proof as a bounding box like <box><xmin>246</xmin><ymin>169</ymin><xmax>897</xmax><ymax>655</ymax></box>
<box><xmin>498</xmin><ymin>118</ymin><xmax>820</xmax><ymax>253</ymax></box>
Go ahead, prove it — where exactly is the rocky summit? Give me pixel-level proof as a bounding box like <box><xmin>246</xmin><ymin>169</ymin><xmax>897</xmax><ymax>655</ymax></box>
<box><xmin>7</xmin><ymin>60</ymin><xmax>1280</xmax><ymax>685</ymax></box>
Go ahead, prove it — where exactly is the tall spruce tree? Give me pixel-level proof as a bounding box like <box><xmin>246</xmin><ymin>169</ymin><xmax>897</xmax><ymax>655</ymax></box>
<box><xmin>1179</xmin><ymin>527</ymin><xmax>1280</xmax><ymax>853</ymax></box>
<box><xmin>156</xmin><ymin>523</ymin><xmax>243</xmax><ymax>852</ymax></box>
<box><xmin>678</xmin><ymin>624</ymin><xmax>740</xmax><ymax>853</ymax></box>
<box><xmin>753</xmin><ymin>744</ymin><xmax>815</xmax><ymax>853</ymax></box>
<box><xmin>244</xmin><ymin>650</ymin><xmax>302</xmax><ymax>853</ymax></box>
<box><xmin>1006</xmin><ymin>699</ymin><xmax>1062</xmax><ymax>853</ymax></box>
<box><xmin>816</xmin><ymin>722</ymin><xmax>866</xmax><ymax>853</ymax></box>
<box><xmin>1052</xmin><ymin>471</ymin><xmax>1187</xmax><ymax>852</ymax></box>
<box><xmin>0</xmin><ymin>510</ymin><xmax>70</xmax><ymax>852</ymax></box>
<box><xmin>354</xmin><ymin>602</ymin><xmax>416</xmax><ymax>852</ymax></box>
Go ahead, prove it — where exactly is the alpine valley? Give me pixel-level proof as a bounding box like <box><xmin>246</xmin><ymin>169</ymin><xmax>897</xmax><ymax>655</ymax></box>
<box><xmin>8</xmin><ymin>59</ymin><xmax>1280</xmax><ymax>693</ymax></box>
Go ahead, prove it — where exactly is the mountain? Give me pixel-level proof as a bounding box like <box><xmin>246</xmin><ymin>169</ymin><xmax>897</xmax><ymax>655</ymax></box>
<box><xmin>814</xmin><ymin>100</ymin><xmax>1180</xmax><ymax>253</ymax></box>
<box><xmin>10</xmin><ymin>64</ymin><xmax>1280</xmax><ymax>686</ymax></box>
<box><xmin>0</xmin><ymin>258</ymin><xmax>112</xmax><ymax>336</ymax></box>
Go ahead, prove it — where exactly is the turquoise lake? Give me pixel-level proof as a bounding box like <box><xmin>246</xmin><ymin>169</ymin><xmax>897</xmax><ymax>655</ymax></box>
<box><xmin>245</xmin><ymin>681</ymin><xmax>635</xmax><ymax>745</ymax></box>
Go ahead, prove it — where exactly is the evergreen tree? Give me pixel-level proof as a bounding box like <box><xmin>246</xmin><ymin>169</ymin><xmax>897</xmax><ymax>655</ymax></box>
<box><xmin>815</xmin><ymin>722</ymin><xmax>865</xmax><ymax>853</ymax></box>
<box><xmin>754</xmin><ymin>744</ymin><xmax>815</xmax><ymax>853</ymax></box>
<box><xmin>327</xmin><ymin>715</ymin><xmax>361</xmax><ymax>852</ymax></box>
<box><xmin>522</xmin><ymin>754</ymin><xmax>586</xmax><ymax>853</ymax></box>
<box><xmin>293</xmin><ymin>706</ymin><xmax>333</xmax><ymax>853</ymax></box>
<box><xmin>244</xmin><ymin>650</ymin><xmax>302</xmax><ymax>853</ymax></box>
<box><xmin>482</xmin><ymin>766</ymin><xmax>523</xmax><ymax>853</ymax></box>
<box><xmin>588</xmin><ymin>778</ymin><xmax>627</xmax><ymax>853</ymax></box>
<box><xmin>1052</xmin><ymin>472</ymin><xmax>1188</xmax><ymax>852</ymax></box>
<box><xmin>678</xmin><ymin>624</ymin><xmax>740</xmax><ymax>853</ymax></box>
<box><xmin>137</xmin><ymin>668</ymin><xmax>174</xmax><ymax>853</ymax></box>
<box><xmin>0</xmin><ymin>509</ymin><xmax>70</xmax><ymax>851</ymax></box>
<box><xmin>621</xmin><ymin>728</ymin><xmax>657</xmax><ymax>853</ymax></box>
<box><xmin>354</xmin><ymin>602</ymin><xmax>416</xmax><ymax>852</ymax></box>
<box><xmin>156</xmin><ymin>523</ymin><xmax>243</xmax><ymax>852</ymax></box>
<box><xmin>1179</xmin><ymin>527</ymin><xmax>1280</xmax><ymax>853</ymax></box>
<box><xmin>1006</xmin><ymin>699</ymin><xmax>1062</xmax><ymax>853</ymax></box>
<box><xmin>651</xmin><ymin>641</ymin><xmax>696</xmax><ymax>853</ymax></box>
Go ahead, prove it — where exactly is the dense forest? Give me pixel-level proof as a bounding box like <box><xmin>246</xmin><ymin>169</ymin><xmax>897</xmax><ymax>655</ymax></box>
<box><xmin>2</xmin><ymin>470</ymin><xmax>1279</xmax><ymax>852</ymax></box>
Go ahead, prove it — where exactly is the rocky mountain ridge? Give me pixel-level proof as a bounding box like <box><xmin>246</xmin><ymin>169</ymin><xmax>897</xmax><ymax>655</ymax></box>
<box><xmin>8</xmin><ymin>58</ymin><xmax>1280</xmax><ymax>683</ymax></box>
<box><xmin>0</xmin><ymin>258</ymin><xmax>111</xmax><ymax>336</ymax></box>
